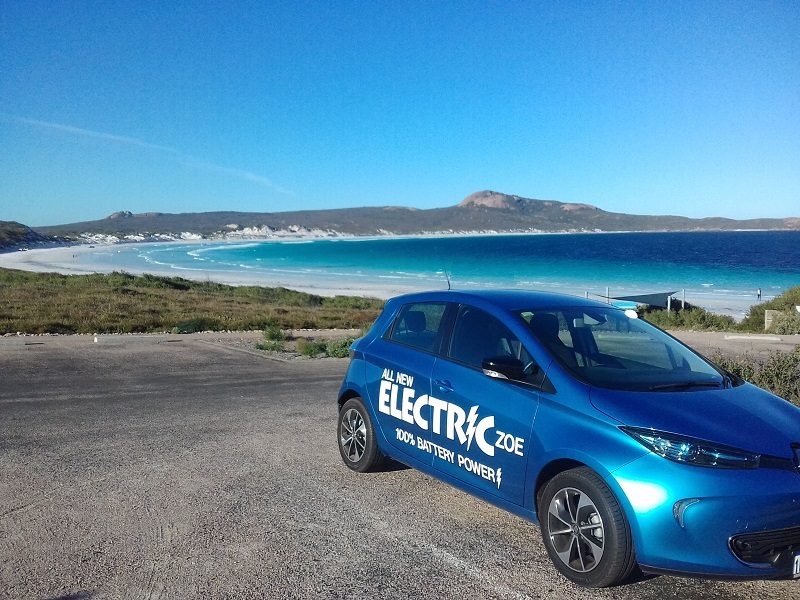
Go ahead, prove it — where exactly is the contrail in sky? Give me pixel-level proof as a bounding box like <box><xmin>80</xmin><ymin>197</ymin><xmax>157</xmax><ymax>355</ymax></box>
<box><xmin>6</xmin><ymin>115</ymin><xmax>293</xmax><ymax>196</ymax></box>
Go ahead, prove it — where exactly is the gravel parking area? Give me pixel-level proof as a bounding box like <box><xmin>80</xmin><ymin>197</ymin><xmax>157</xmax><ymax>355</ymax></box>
<box><xmin>1</xmin><ymin>334</ymin><xmax>797</xmax><ymax>599</ymax></box>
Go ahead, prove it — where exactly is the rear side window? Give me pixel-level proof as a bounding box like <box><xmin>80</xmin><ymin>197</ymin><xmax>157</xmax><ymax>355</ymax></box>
<box><xmin>388</xmin><ymin>302</ymin><xmax>447</xmax><ymax>352</ymax></box>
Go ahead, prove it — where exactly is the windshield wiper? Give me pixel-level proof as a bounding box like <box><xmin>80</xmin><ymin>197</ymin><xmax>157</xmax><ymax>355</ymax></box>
<box><xmin>649</xmin><ymin>381</ymin><xmax>722</xmax><ymax>392</ymax></box>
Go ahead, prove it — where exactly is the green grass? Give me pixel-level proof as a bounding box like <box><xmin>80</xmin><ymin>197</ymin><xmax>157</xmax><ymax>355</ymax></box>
<box><xmin>0</xmin><ymin>268</ymin><xmax>383</xmax><ymax>334</ymax></box>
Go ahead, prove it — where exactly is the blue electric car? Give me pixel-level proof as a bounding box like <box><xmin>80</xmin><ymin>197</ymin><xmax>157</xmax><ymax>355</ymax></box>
<box><xmin>336</xmin><ymin>290</ymin><xmax>800</xmax><ymax>587</ymax></box>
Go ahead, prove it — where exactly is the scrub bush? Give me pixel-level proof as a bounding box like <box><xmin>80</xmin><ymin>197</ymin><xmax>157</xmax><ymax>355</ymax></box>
<box><xmin>263</xmin><ymin>325</ymin><xmax>288</xmax><ymax>342</ymax></box>
<box><xmin>293</xmin><ymin>336</ymin><xmax>354</xmax><ymax>358</ymax></box>
<box><xmin>756</xmin><ymin>347</ymin><xmax>800</xmax><ymax>404</ymax></box>
<box><xmin>641</xmin><ymin>305</ymin><xmax>736</xmax><ymax>331</ymax></box>
<box><xmin>297</xmin><ymin>339</ymin><xmax>328</xmax><ymax>357</ymax></box>
<box><xmin>739</xmin><ymin>286</ymin><xmax>800</xmax><ymax>332</ymax></box>
<box><xmin>256</xmin><ymin>324</ymin><xmax>291</xmax><ymax>352</ymax></box>
<box><xmin>711</xmin><ymin>355</ymin><xmax>756</xmax><ymax>384</ymax></box>
<box><xmin>769</xmin><ymin>312</ymin><xmax>800</xmax><ymax>335</ymax></box>
<box><xmin>256</xmin><ymin>339</ymin><xmax>285</xmax><ymax>352</ymax></box>
<box><xmin>325</xmin><ymin>337</ymin><xmax>355</xmax><ymax>358</ymax></box>
<box><xmin>0</xmin><ymin>267</ymin><xmax>382</xmax><ymax>334</ymax></box>
<box><xmin>712</xmin><ymin>347</ymin><xmax>800</xmax><ymax>407</ymax></box>
<box><xmin>41</xmin><ymin>321</ymin><xmax>79</xmax><ymax>335</ymax></box>
<box><xmin>172</xmin><ymin>317</ymin><xmax>222</xmax><ymax>333</ymax></box>
<box><xmin>640</xmin><ymin>287</ymin><xmax>800</xmax><ymax>333</ymax></box>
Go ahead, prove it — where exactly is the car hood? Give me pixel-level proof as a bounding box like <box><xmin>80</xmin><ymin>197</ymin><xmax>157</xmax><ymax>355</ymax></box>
<box><xmin>590</xmin><ymin>383</ymin><xmax>800</xmax><ymax>458</ymax></box>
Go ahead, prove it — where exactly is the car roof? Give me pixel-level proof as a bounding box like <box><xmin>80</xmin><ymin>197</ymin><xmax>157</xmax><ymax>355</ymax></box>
<box><xmin>387</xmin><ymin>289</ymin><xmax>614</xmax><ymax>312</ymax></box>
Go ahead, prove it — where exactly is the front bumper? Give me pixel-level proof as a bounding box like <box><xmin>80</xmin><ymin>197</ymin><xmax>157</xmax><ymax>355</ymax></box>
<box><xmin>729</xmin><ymin>524</ymin><xmax>800</xmax><ymax>575</ymax></box>
<box><xmin>607</xmin><ymin>452</ymin><xmax>800</xmax><ymax>579</ymax></box>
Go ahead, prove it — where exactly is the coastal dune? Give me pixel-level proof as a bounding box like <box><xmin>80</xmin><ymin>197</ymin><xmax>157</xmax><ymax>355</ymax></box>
<box><xmin>0</xmin><ymin>241</ymin><xmax>426</xmax><ymax>300</ymax></box>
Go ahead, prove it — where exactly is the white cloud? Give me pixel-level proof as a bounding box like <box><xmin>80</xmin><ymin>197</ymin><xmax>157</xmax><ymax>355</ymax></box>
<box><xmin>180</xmin><ymin>156</ymin><xmax>295</xmax><ymax>196</ymax></box>
<box><xmin>6</xmin><ymin>115</ymin><xmax>293</xmax><ymax>196</ymax></box>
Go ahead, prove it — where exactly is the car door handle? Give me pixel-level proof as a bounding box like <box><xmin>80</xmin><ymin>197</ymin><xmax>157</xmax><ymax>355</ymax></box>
<box><xmin>434</xmin><ymin>379</ymin><xmax>454</xmax><ymax>393</ymax></box>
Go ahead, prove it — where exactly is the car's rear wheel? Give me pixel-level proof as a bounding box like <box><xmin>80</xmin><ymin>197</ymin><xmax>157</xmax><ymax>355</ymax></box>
<box><xmin>338</xmin><ymin>397</ymin><xmax>383</xmax><ymax>472</ymax></box>
<box><xmin>539</xmin><ymin>467</ymin><xmax>636</xmax><ymax>587</ymax></box>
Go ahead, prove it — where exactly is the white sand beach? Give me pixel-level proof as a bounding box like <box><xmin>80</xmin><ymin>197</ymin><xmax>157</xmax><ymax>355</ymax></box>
<box><xmin>0</xmin><ymin>241</ymin><xmax>764</xmax><ymax>319</ymax></box>
<box><xmin>0</xmin><ymin>241</ymin><xmax>426</xmax><ymax>299</ymax></box>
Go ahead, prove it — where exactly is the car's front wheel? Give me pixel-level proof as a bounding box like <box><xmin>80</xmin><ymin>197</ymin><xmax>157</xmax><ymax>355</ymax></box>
<box><xmin>539</xmin><ymin>467</ymin><xmax>636</xmax><ymax>587</ymax></box>
<box><xmin>337</xmin><ymin>396</ymin><xmax>383</xmax><ymax>472</ymax></box>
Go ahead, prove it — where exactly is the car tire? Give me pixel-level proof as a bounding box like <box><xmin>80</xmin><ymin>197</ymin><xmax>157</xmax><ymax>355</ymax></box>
<box><xmin>338</xmin><ymin>397</ymin><xmax>383</xmax><ymax>472</ymax></box>
<box><xmin>539</xmin><ymin>467</ymin><xmax>636</xmax><ymax>587</ymax></box>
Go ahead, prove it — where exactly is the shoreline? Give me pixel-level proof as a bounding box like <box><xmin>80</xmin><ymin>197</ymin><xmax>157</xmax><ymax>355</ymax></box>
<box><xmin>0</xmin><ymin>240</ymin><xmax>429</xmax><ymax>299</ymax></box>
<box><xmin>0</xmin><ymin>238</ymin><xmax>770</xmax><ymax>320</ymax></box>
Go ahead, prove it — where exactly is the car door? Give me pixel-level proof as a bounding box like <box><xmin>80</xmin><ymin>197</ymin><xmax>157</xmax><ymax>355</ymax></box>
<box><xmin>429</xmin><ymin>304</ymin><xmax>542</xmax><ymax>505</ymax></box>
<box><xmin>362</xmin><ymin>301</ymin><xmax>448</xmax><ymax>467</ymax></box>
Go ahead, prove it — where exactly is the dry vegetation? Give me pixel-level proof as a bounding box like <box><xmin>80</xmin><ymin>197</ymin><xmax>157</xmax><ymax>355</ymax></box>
<box><xmin>0</xmin><ymin>268</ymin><xmax>383</xmax><ymax>334</ymax></box>
<box><xmin>3</xmin><ymin>267</ymin><xmax>798</xmax><ymax>404</ymax></box>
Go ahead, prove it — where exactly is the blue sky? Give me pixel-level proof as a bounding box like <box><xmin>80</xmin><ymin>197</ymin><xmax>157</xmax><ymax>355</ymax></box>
<box><xmin>1</xmin><ymin>1</ymin><xmax>798</xmax><ymax>227</ymax></box>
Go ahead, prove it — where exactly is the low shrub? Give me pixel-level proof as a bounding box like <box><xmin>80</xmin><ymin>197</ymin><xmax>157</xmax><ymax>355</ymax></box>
<box><xmin>263</xmin><ymin>325</ymin><xmax>288</xmax><ymax>342</ymax></box>
<box><xmin>293</xmin><ymin>336</ymin><xmax>355</xmax><ymax>358</ymax></box>
<box><xmin>755</xmin><ymin>347</ymin><xmax>800</xmax><ymax>404</ymax></box>
<box><xmin>769</xmin><ymin>311</ymin><xmax>800</xmax><ymax>335</ymax></box>
<box><xmin>171</xmin><ymin>317</ymin><xmax>222</xmax><ymax>334</ymax></box>
<box><xmin>297</xmin><ymin>339</ymin><xmax>328</xmax><ymax>357</ymax></box>
<box><xmin>711</xmin><ymin>355</ymin><xmax>757</xmax><ymax>384</ymax></box>
<box><xmin>739</xmin><ymin>286</ymin><xmax>800</xmax><ymax>332</ymax></box>
<box><xmin>41</xmin><ymin>321</ymin><xmax>79</xmax><ymax>335</ymax></box>
<box><xmin>641</xmin><ymin>305</ymin><xmax>736</xmax><ymax>331</ymax></box>
<box><xmin>712</xmin><ymin>347</ymin><xmax>800</xmax><ymax>407</ymax></box>
<box><xmin>256</xmin><ymin>339</ymin><xmax>285</xmax><ymax>352</ymax></box>
<box><xmin>256</xmin><ymin>325</ymin><xmax>291</xmax><ymax>352</ymax></box>
<box><xmin>640</xmin><ymin>287</ymin><xmax>800</xmax><ymax>333</ymax></box>
<box><xmin>325</xmin><ymin>337</ymin><xmax>355</xmax><ymax>358</ymax></box>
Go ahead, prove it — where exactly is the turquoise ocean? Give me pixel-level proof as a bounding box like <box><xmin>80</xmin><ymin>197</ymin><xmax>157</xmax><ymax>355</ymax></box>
<box><xmin>85</xmin><ymin>231</ymin><xmax>800</xmax><ymax>312</ymax></box>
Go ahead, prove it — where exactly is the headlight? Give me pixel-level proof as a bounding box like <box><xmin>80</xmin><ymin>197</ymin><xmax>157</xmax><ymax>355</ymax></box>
<box><xmin>621</xmin><ymin>427</ymin><xmax>760</xmax><ymax>469</ymax></box>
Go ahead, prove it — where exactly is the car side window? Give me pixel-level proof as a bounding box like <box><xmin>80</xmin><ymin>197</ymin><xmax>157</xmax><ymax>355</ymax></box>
<box><xmin>522</xmin><ymin>310</ymin><xmax>581</xmax><ymax>367</ymax></box>
<box><xmin>388</xmin><ymin>302</ymin><xmax>446</xmax><ymax>352</ymax></box>
<box><xmin>449</xmin><ymin>305</ymin><xmax>536</xmax><ymax>370</ymax></box>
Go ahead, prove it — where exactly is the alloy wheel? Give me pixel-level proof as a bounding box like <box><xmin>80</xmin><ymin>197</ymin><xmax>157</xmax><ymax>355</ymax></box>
<box><xmin>547</xmin><ymin>486</ymin><xmax>605</xmax><ymax>573</ymax></box>
<box><xmin>340</xmin><ymin>407</ymin><xmax>367</xmax><ymax>462</ymax></box>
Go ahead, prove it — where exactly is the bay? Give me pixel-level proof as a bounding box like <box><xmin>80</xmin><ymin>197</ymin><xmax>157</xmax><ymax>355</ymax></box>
<box><xmin>108</xmin><ymin>230</ymin><xmax>800</xmax><ymax>317</ymax></box>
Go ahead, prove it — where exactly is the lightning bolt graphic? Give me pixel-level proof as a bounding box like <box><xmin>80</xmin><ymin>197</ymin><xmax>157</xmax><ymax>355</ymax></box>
<box><xmin>497</xmin><ymin>468</ymin><xmax>503</xmax><ymax>489</ymax></box>
<box><xmin>465</xmin><ymin>406</ymin><xmax>480</xmax><ymax>450</ymax></box>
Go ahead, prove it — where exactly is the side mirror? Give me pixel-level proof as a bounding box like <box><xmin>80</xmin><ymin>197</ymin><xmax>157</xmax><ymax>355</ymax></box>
<box><xmin>482</xmin><ymin>356</ymin><xmax>526</xmax><ymax>381</ymax></box>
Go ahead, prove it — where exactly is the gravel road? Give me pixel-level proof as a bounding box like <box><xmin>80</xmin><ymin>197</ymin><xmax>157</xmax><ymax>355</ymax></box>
<box><xmin>1</xmin><ymin>334</ymin><xmax>797</xmax><ymax>599</ymax></box>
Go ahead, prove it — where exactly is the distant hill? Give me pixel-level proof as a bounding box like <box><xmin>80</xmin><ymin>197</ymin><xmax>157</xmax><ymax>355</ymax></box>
<box><xmin>32</xmin><ymin>190</ymin><xmax>800</xmax><ymax>239</ymax></box>
<box><xmin>0</xmin><ymin>221</ymin><xmax>64</xmax><ymax>252</ymax></box>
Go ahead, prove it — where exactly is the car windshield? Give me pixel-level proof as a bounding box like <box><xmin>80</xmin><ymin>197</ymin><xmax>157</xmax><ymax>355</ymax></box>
<box><xmin>518</xmin><ymin>307</ymin><xmax>725</xmax><ymax>392</ymax></box>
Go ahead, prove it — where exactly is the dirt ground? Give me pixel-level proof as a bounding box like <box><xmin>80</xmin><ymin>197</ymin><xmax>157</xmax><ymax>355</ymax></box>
<box><xmin>2</xmin><ymin>332</ymin><xmax>799</xmax><ymax>599</ymax></box>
